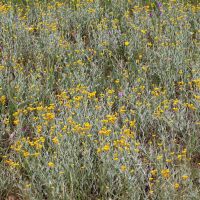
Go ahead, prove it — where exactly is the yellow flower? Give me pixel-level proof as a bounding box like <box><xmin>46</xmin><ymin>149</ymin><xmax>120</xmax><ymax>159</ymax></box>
<box><xmin>87</xmin><ymin>8</ymin><xmax>96</xmax><ymax>13</ymax></box>
<box><xmin>52</xmin><ymin>137</ymin><xmax>59</xmax><ymax>144</ymax></box>
<box><xmin>87</xmin><ymin>91</ymin><xmax>96</xmax><ymax>99</ymax></box>
<box><xmin>157</xmin><ymin>155</ymin><xmax>163</xmax><ymax>160</ymax></box>
<box><xmin>23</xmin><ymin>151</ymin><xmax>30</xmax><ymax>158</ymax></box>
<box><xmin>13</xmin><ymin>119</ymin><xmax>20</xmax><ymax>125</ymax></box>
<box><xmin>120</xmin><ymin>165</ymin><xmax>127</xmax><ymax>171</ymax></box>
<box><xmin>161</xmin><ymin>169</ymin><xmax>170</xmax><ymax>178</ymax></box>
<box><xmin>25</xmin><ymin>184</ymin><xmax>31</xmax><ymax>188</ymax></box>
<box><xmin>115</xmin><ymin>79</ymin><xmax>120</xmax><ymax>84</ymax></box>
<box><xmin>102</xmin><ymin>144</ymin><xmax>110</xmax><ymax>151</ymax></box>
<box><xmin>177</xmin><ymin>155</ymin><xmax>182</xmax><ymax>160</ymax></box>
<box><xmin>0</xmin><ymin>65</ymin><xmax>5</xmax><ymax>70</ymax></box>
<box><xmin>124</xmin><ymin>41</ymin><xmax>130</xmax><ymax>46</ymax></box>
<box><xmin>129</xmin><ymin>120</ymin><xmax>136</xmax><ymax>127</ymax></box>
<box><xmin>182</xmin><ymin>175</ymin><xmax>189</xmax><ymax>180</ymax></box>
<box><xmin>134</xmin><ymin>148</ymin><xmax>139</xmax><ymax>153</ymax></box>
<box><xmin>4</xmin><ymin>159</ymin><xmax>19</xmax><ymax>168</ymax></box>
<box><xmin>141</xmin><ymin>29</ymin><xmax>147</xmax><ymax>34</ymax></box>
<box><xmin>99</xmin><ymin>127</ymin><xmax>111</xmax><ymax>136</ymax></box>
<box><xmin>113</xmin><ymin>157</ymin><xmax>118</xmax><ymax>161</ymax></box>
<box><xmin>106</xmin><ymin>114</ymin><xmax>117</xmax><ymax>124</ymax></box>
<box><xmin>149</xmin><ymin>190</ymin><xmax>154</xmax><ymax>195</ymax></box>
<box><xmin>97</xmin><ymin>148</ymin><xmax>101</xmax><ymax>154</ymax></box>
<box><xmin>43</xmin><ymin>112</ymin><xmax>55</xmax><ymax>120</ymax></box>
<box><xmin>0</xmin><ymin>95</ymin><xmax>6</xmax><ymax>105</ymax></box>
<box><xmin>83</xmin><ymin>122</ymin><xmax>92</xmax><ymax>131</ymax></box>
<box><xmin>174</xmin><ymin>183</ymin><xmax>180</xmax><ymax>190</ymax></box>
<box><xmin>119</xmin><ymin>106</ymin><xmax>126</xmax><ymax>114</ymax></box>
<box><xmin>48</xmin><ymin>162</ymin><xmax>55</xmax><ymax>168</ymax></box>
<box><xmin>150</xmin><ymin>169</ymin><xmax>157</xmax><ymax>176</ymax></box>
<box><xmin>166</xmin><ymin>159</ymin><xmax>172</xmax><ymax>163</ymax></box>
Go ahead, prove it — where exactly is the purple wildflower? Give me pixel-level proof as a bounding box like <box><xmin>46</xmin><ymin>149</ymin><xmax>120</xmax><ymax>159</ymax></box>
<box><xmin>118</xmin><ymin>92</ymin><xmax>124</xmax><ymax>98</ymax></box>
<box><xmin>157</xmin><ymin>2</ymin><xmax>162</xmax><ymax>8</ymax></box>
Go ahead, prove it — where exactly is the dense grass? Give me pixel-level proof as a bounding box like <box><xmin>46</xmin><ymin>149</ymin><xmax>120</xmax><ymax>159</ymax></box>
<box><xmin>0</xmin><ymin>0</ymin><xmax>200</xmax><ymax>199</ymax></box>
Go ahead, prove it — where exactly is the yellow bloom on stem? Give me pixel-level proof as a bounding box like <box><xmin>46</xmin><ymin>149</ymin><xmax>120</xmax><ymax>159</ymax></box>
<box><xmin>99</xmin><ymin>127</ymin><xmax>111</xmax><ymax>136</ymax></box>
<box><xmin>0</xmin><ymin>95</ymin><xmax>6</xmax><ymax>105</ymax></box>
<box><xmin>124</xmin><ymin>41</ymin><xmax>129</xmax><ymax>46</ymax></box>
<box><xmin>182</xmin><ymin>175</ymin><xmax>189</xmax><ymax>180</ymax></box>
<box><xmin>120</xmin><ymin>165</ymin><xmax>127</xmax><ymax>171</ymax></box>
<box><xmin>102</xmin><ymin>144</ymin><xmax>110</xmax><ymax>151</ymax></box>
<box><xmin>42</xmin><ymin>112</ymin><xmax>55</xmax><ymax>121</ymax></box>
<box><xmin>48</xmin><ymin>162</ymin><xmax>55</xmax><ymax>168</ymax></box>
<box><xmin>174</xmin><ymin>183</ymin><xmax>180</xmax><ymax>190</ymax></box>
<box><xmin>83</xmin><ymin>122</ymin><xmax>92</xmax><ymax>131</ymax></box>
<box><xmin>150</xmin><ymin>169</ymin><xmax>157</xmax><ymax>176</ymax></box>
<box><xmin>52</xmin><ymin>137</ymin><xmax>59</xmax><ymax>144</ymax></box>
<box><xmin>129</xmin><ymin>120</ymin><xmax>136</xmax><ymax>127</ymax></box>
<box><xmin>23</xmin><ymin>151</ymin><xmax>30</xmax><ymax>157</ymax></box>
<box><xmin>149</xmin><ymin>177</ymin><xmax>154</xmax><ymax>181</ymax></box>
<box><xmin>161</xmin><ymin>169</ymin><xmax>170</xmax><ymax>178</ymax></box>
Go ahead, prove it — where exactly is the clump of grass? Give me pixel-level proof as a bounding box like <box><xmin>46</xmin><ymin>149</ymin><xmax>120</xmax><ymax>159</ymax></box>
<box><xmin>0</xmin><ymin>0</ymin><xmax>200</xmax><ymax>199</ymax></box>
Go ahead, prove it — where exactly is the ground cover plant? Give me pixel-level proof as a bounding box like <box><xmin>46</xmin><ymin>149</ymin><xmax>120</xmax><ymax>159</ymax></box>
<box><xmin>0</xmin><ymin>0</ymin><xmax>200</xmax><ymax>199</ymax></box>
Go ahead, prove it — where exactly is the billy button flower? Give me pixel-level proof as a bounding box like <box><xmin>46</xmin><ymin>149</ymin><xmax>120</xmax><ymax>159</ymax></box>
<box><xmin>102</xmin><ymin>144</ymin><xmax>110</xmax><ymax>151</ymax></box>
<box><xmin>11</xmin><ymin>142</ymin><xmax>22</xmax><ymax>152</ymax></box>
<box><xmin>98</xmin><ymin>127</ymin><xmax>111</xmax><ymax>136</ymax></box>
<box><xmin>97</xmin><ymin>148</ymin><xmax>101</xmax><ymax>154</ymax></box>
<box><xmin>151</xmin><ymin>87</ymin><xmax>161</xmax><ymax>96</ymax></box>
<box><xmin>4</xmin><ymin>159</ymin><xmax>20</xmax><ymax>168</ymax></box>
<box><xmin>42</xmin><ymin>112</ymin><xmax>55</xmax><ymax>121</ymax></box>
<box><xmin>124</xmin><ymin>41</ymin><xmax>130</xmax><ymax>46</ymax></box>
<box><xmin>182</xmin><ymin>175</ymin><xmax>189</xmax><ymax>181</ymax></box>
<box><xmin>161</xmin><ymin>169</ymin><xmax>170</xmax><ymax>178</ymax></box>
<box><xmin>166</xmin><ymin>158</ymin><xmax>172</xmax><ymax>163</ymax></box>
<box><xmin>87</xmin><ymin>91</ymin><xmax>96</xmax><ymax>99</ymax></box>
<box><xmin>47</xmin><ymin>104</ymin><xmax>55</xmax><ymax>111</ymax></box>
<box><xmin>129</xmin><ymin>119</ymin><xmax>136</xmax><ymax>128</ymax></box>
<box><xmin>150</xmin><ymin>169</ymin><xmax>158</xmax><ymax>177</ymax></box>
<box><xmin>13</xmin><ymin>110</ymin><xmax>21</xmax><ymax>125</ymax></box>
<box><xmin>23</xmin><ymin>151</ymin><xmax>30</xmax><ymax>158</ymax></box>
<box><xmin>120</xmin><ymin>165</ymin><xmax>127</xmax><ymax>172</ymax></box>
<box><xmin>113</xmin><ymin>137</ymin><xmax>130</xmax><ymax>150</ymax></box>
<box><xmin>119</xmin><ymin>106</ymin><xmax>126</xmax><ymax>114</ymax></box>
<box><xmin>0</xmin><ymin>65</ymin><xmax>5</xmax><ymax>70</ymax></box>
<box><xmin>82</xmin><ymin>122</ymin><xmax>92</xmax><ymax>131</ymax></box>
<box><xmin>107</xmin><ymin>89</ymin><xmax>115</xmax><ymax>95</ymax></box>
<box><xmin>113</xmin><ymin>153</ymin><xmax>119</xmax><ymax>161</ymax></box>
<box><xmin>36</xmin><ymin>125</ymin><xmax>42</xmax><ymax>134</ymax></box>
<box><xmin>184</xmin><ymin>103</ymin><xmax>196</xmax><ymax>110</ymax></box>
<box><xmin>174</xmin><ymin>183</ymin><xmax>180</xmax><ymax>190</ymax></box>
<box><xmin>48</xmin><ymin>162</ymin><xmax>55</xmax><ymax>168</ymax></box>
<box><xmin>149</xmin><ymin>177</ymin><xmax>154</xmax><ymax>182</ymax></box>
<box><xmin>114</xmin><ymin>79</ymin><xmax>120</xmax><ymax>84</ymax></box>
<box><xmin>0</xmin><ymin>95</ymin><xmax>6</xmax><ymax>105</ymax></box>
<box><xmin>52</xmin><ymin>136</ymin><xmax>59</xmax><ymax>144</ymax></box>
<box><xmin>122</xmin><ymin>128</ymin><xmax>134</xmax><ymax>138</ymax></box>
<box><xmin>13</xmin><ymin>119</ymin><xmax>20</xmax><ymax>126</ymax></box>
<box><xmin>106</xmin><ymin>114</ymin><xmax>117</xmax><ymax>124</ymax></box>
<box><xmin>181</xmin><ymin>148</ymin><xmax>187</xmax><ymax>156</ymax></box>
<box><xmin>73</xmin><ymin>95</ymin><xmax>83</xmax><ymax>102</ymax></box>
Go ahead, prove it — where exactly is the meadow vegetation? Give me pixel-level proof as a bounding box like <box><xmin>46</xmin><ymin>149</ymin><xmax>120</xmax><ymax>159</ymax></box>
<box><xmin>0</xmin><ymin>0</ymin><xmax>200</xmax><ymax>199</ymax></box>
